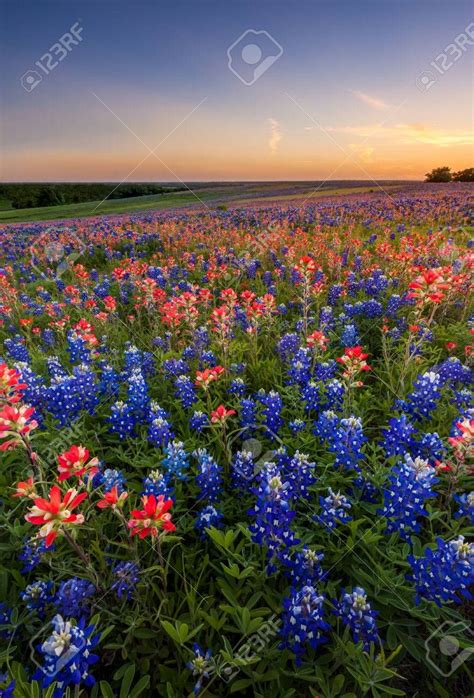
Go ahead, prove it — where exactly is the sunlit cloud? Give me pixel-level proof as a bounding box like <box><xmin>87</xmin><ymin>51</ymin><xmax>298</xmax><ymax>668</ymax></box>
<box><xmin>350</xmin><ymin>90</ymin><xmax>390</xmax><ymax>110</ymax></box>
<box><xmin>349</xmin><ymin>144</ymin><xmax>375</xmax><ymax>163</ymax></box>
<box><xmin>327</xmin><ymin>123</ymin><xmax>474</xmax><ymax>147</ymax></box>
<box><xmin>268</xmin><ymin>118</ymin><xmax>282</xmax><ymax>154</ymax></box>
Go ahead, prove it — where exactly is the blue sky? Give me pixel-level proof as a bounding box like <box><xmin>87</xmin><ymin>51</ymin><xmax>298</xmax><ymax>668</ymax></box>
<box><xmin>1</xmin><ymin>0</ymin><xmax>472</xmax><ymax>180</ymax></box>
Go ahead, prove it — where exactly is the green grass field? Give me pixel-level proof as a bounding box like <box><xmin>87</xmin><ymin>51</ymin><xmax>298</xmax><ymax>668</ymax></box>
<box><xmin>0</xmin><ymin>182</ymin><xmax>411</xmax><ymax>224</ymax></box>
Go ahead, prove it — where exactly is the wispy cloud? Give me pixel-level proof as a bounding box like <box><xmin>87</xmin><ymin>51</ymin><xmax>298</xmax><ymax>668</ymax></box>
<box><xmin>327</xmin><ymin>123</ymin><xmax>474</xmax><ymax>147</ymax></box>
<box><xmin>349</xmin><ymin>144</ymin><xmax>375</xmax><ymax>163</ymax></box>
<box><xmin>268</xmin><ymin>118</ymin><xmax>282</xmax><ymax>154</ymax></box>
<box><xmin>350</xmin><ymin>90</ymin><xmax>390</xmax><ymax>110</ymax></box>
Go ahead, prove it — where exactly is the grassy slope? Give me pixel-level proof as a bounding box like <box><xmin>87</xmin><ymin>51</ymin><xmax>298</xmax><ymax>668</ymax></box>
<box><xmin>0</xmin><ymin>182</ymin><xmax>410</xmax><ymax>225</ymax></box>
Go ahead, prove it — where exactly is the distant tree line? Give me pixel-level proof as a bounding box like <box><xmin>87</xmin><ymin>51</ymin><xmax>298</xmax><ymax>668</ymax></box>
<box><xmin>425</xmin><ymin>167</ymin><xmax>474</xmax><ymax>183</ymax></box>
<box><xmin>0</xmin><ymin>183</ymin><xmax>186</xmax><ymax>209</ymax></box>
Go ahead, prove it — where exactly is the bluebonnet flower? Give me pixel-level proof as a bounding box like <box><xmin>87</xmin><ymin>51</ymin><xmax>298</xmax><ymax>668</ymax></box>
<box><xmin>314</xmin><ymin>410</ymin><xmax>339</xmax><ymax>441</ymax></box>
<box><xmin>195</xmin><ymin>449</ymin><xmax>222</xmax><ymax>503</ymax></box>
<box><xmin>323</xmin><ymin>379</ymin><xmax>345</xmax><ymax>412</ymax></box>
<box><xmin>277</xmin><ymin>332</ymin><xmax>300</xmax><ymax>361</ymax></box>
<box><xmin>199</xmin><ymin>350</ymin><xmax>217</xmax><ymax>366</ymax></box>
<box><xmin>381</xmin><ymin>414</ymin><xmax>416</xmax><ymax>458</ymax></box>
<box><xmin>111</xmin><ymin>561</ymin><xmax>140</xmax><ymax>601</ymax></box>
<box><xmin>379</xmin><ymin>454</ymin><xmax>438</xmax><ymax>539</ymax></box>
<box><xmin>436</xmin><ymin>357</ymin><xmax>472</xmax><ymax>387</ymax></box>
<box><xmin>21</xmin><ymin>580</ymin><xmax>54</xmax><ymax>616</ymax></box>
<box><xmin>18</xmin><ymin>537</ymin><xmax>53</xmax><ymax>573</ymax></box>
<box><xmin>32</xmin><ymin>615</ymin><xmax>100</xmax><ymax>698</ymax></box>
<box><xmin>162</xmin><ymin>440</ymin><xmax>190</xmax><ymax>480</ymax></box>
<box><xmin>302</xmin><ymin>380</ymin><xmax>321</xmax><ymax>415</ymax></box>
<box><xmin>228</xmin><ymin>377</ymin><xmax>246</xmax><ymax>396</ymax></box>
<box><xmin>95</xmin><ymin>468</ymin><xmax>126</xmax><ymax>494</ymax></box>
<box><xmin>189</xmin><ymin>410</ymin><xmax>208</xmax><ymax>433</ymax></box>
<box><xmin>174</xmin><ymin>375</ymin><xmax>197</xmax><ymax>409</ymax></box>
<box><xmin>317</xmin><ymin>415</ymin><xmax>366</xmax><ymax>472</ymax></box>
<box><xmin>352</xmin><ymin>475</ymin><xmax>379</xmax><ymax>503</ymax></box>
<box><xmin>73</xmin><ymin>363</ymin><xmax>99</xmax><ymax>414</ymax></box>
<box><xmin>239</xmin><ymin>397</ymin><xmax>257</xmax><ymax>435</ymax></box>
<box><xmin>187</xmin><ymin>644</ymin><xmax>212</xmax><ymax>696</ymax></box>
<box><xmin>314</xmin><ymin>488</ymin><xmax>352</xmax><ymax>530</ymax></box>
<box><xmin>314</xmin><ymin>360</ymin><xmax>337</xmax><ymax>382</ymax></box>
<box><xmin>320</xmin><ymin>306</ymin><xmax>335</xmax><ymax>331</ymax></box>
<box><xmin>55</xmin><ymin>578</ymin><xmax>96</xmax><ymax>620</ymax></box>
<box><xmin>284</xmin><ymin>547</ymin><xmax>325</xmax><ymax>586</ymax></box>
<box><xmin>334</xmin><ymin>587</ymin><xmax>379</xmax><ymax>650</ymax></box>
<box><xmin>414</xmin><ymin>431</ymin><xmax>445</xmax><ymax>465</ymax></box>
<box><xmin>402</xmin><ymin>371</ymin><xmax>442</xmax><ymax>422</ymax></box>
<box><xmin>14</xmin><ymin>362</ymin><xmax>47</xmax><ymax>413</ymax></box>
<box><xmin>147</xmin><ymin>401</ymin><xmax>174</xmax><ymax>447</ymax></box>
<box><xmin>66</xmin><ymin>330</ymin><xmax>91</xmax><ymax>364</ymax></box>
<box><xmin>361</xmin><ymin>299</ymin><xmax>383</xmax><ymax>318</ymax></box>
<box><xmin>163</xmin><ymin>357</ymin><xmax>188</xmax><ymax>379</ymax></box>
<box><xmin>127</xmin><ymin>367</ymin><xmax>149</xmax><ymax>417</ymax></box>
<box><xmin>284</xmin><ymin>451</ymin><xmax>316</xmax><ymax>500</ymax></box>
<box><xmin>4</xmin><ymin>335</ymin><xmax>30</xmax><ymax>362</ymax></box>
<box><xmin>231</xmin><ymin>450</ymin><xmax>255</xmax><ymax>492</ymax></box>
<box><xmin>249</xmin><ymin>463</ymin><xmax>299</xmax><ymax>573</ymax></box>
<box><xmin>109</xmin><ymin>400</ymin><xmax>136</xmax><ymax>439</ymax></box>
<box><xmin>195</xmin><ymin>505</ymin><xmax>223</xmax><ymax>538</ymax></box>
<box><xmin>98</xmin><ymin>363</ymin><xmax>121</xmax><ymax>397</ymax></box>
<box><xmin>258</xmin><ymin>390</ymin><xmax>284</xmax><ymax>435</ymax></box>
<box><xmin>287</xmin><ymin>348</ymin><xmax>312</xmax><ymax>386</ymax></box>
<box><xmin>46</xmin><ymin>375</ymin><xmax>81</xmax><ymax>426</ymax></box>
<box><xmin>340</xmin><ymin>324</ymin><xmax>360</xmax><ymax>347</ymax></box>
<box><xmin>454</xmin><ymin>492</ymin><xmax>474</xmax><ymax>524</ymax></box>
<box><xmin>408</xmin><ymin>536</ymin><xmax>474</xmax><ymax>606</ymax></box>
<box><xmin>280</xmin><ymin>586</ymin><xmax>330</xmax><ymax>662</ymax></box>
<box><xmin>289</xmin><ymin>418</ymin><xmax>306</xmax><ymax>434</ymax></box>
<box><xmin>142</xmin><ymin>469</ymin><xmax>171</xmax><ymax>497</ymax></box>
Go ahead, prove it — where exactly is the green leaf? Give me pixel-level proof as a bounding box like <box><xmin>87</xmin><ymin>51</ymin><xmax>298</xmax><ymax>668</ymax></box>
<box><xmin>120</xmin><ymin>664</ymin><xmax>136</xmax><ymax>698</ymax></box>
<box><xmin>160</xmin><ymin>620</ymin><xmax>181</xmax><ymax>644</ymax></box>
<box><xmin>129</xmin><ymin>675</ymin><xmax>151</xmax><ymax>698</ymax></box>
<box><xmin>100</xmin><ymin>680</ymin><xmax>115</xmax><ymax>698</ymax></box>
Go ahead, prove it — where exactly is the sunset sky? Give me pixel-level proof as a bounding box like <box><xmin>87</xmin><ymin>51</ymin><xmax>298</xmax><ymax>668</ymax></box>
<box><xmin>1</xmin><ymin>0</ymin><xmax>473</xmax><ymax>182</ymax></box>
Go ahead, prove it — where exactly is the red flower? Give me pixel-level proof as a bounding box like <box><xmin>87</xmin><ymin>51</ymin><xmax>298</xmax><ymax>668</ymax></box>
<box><xmin>0</xmin><ymin>405</ymin><xmax>38</xmax><ymax>450</ymax></box>
<box><xmin>128</xmin><ymin>494</ymin><xmax>175</xmax><ymax>538</ymax></box>
<box><xmin>57</xmin><ymin>445</ymin><xmax>100</xmax><ymax>482</ymax></box>
<box><xmin>445</xmin><ymin>342</ymin><xmax>457</xmax><ymax>351</ymax></box>
<box><xmin>210</xmin><ymin>405</ymin><xmax>236</xmax><ymax>424</ymax></box>
<box><xmin>0</xmin><ymin>363</ymin><xmax>26</xmax><ymax>404</ymax></box>
<box><xmin>97</xmin><ymin>485</ymin><xmax>128</xmax><ymax>510</ymax></box>
<box><xmin>307</xmin><ymin>330</ymin><xmax>329</xmax><ymax>350</ymax></box>
<box><xmin>13</xmin><ymin>476</ymin><xmax>36</xmax><ymax>499</ymax></box>
<box><xmin>336</xmin><ymin>346</ymin><xmax>371</xmax><ymax>386</ymax></box>
<box><xmin>25</xmin><ymin>485</ymin><xmax>87</xmax><ymax>546</ymax></box>
<box><xmin>195</xmin><ymin>366</ymin><xmax>225</xmax><ymax>389</ymax></box>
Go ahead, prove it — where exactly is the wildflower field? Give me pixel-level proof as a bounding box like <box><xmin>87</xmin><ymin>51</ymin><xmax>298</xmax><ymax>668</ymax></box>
<box><xmin>0</xmin><ymin>185</ymin><xmax>472</xmax><ymax>698</ymax></box>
